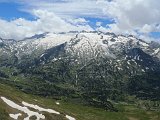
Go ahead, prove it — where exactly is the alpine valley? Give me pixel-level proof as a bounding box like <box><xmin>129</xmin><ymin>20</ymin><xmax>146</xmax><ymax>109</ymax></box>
<box><xmin>0</xmin><ymin>31</ymin><xmax>160</xmax><ymax>120</ymax></box>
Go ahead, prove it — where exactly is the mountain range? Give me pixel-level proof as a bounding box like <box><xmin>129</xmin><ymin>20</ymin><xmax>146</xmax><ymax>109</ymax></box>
<box><xmin>0</xmin><ymin>31</ymin><xmax>160</xmax><ymax>112</ymax></box>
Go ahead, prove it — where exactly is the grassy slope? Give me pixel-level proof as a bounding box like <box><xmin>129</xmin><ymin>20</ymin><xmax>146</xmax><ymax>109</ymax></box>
<box><xmin>0</xmin><ymin>83</ymin><xmax>160</xmax><ymax>120</ymax></box>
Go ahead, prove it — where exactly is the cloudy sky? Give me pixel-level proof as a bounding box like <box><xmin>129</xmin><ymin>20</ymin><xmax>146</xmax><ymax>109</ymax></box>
<box><xmin>0</xmin><ymin>0</ymin><xmax>160</xmax><ymax>41</ymax></box>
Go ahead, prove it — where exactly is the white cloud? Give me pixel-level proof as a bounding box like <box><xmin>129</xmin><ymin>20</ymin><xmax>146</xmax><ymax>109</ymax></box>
<box><xmin>140</xmin><ymin>24</ymin><xmax>153</xmax><ymax>33</ymax></box>
<box><xmin>0</xmin><ymin>0</ymin><xmax>160</xmax><ymax>41</ymax></box>
<box><xmin>96</xmin><ymin>22</ymin><xmax>102</xmax><ymax>27</ymax></box>
<box><xmin>97</xmin><ymin>0</ymin><xmax>160</xmax><ymax>35</ymax></box>
<box><xmin>6</xmin><ymin>0</ymin><xmax>105</xmax><ymax>18</ymax></box>
<box><xmin>25</xmin><ymin>0</ymin><xmax>160</xmax><ymax>34</ymax></box>
<box><xmin>0</xmin><ymin>10</ymin><xmax>93</xmax><ymax>40</ymax></box>
<box><xmin>65</xmin><ymin>18</ymin><xmax>89</xmax><ymax>26</ymax></box>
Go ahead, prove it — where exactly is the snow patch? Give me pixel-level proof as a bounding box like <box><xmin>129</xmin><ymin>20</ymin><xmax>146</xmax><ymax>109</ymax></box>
<box><xmin>154</xmin><ymin>48</ymin><xmax>160</xmax><ymax>55</ymax></box>
<box><xmin>1</xmin><ymin>97</ymin><xmax>45</xmax><ymax>120</ymax></box>
<box><xmin>66</xmin><ymin>115</ymin><xmax>76</xmax><ymax>120</ymax></box>
<box><xmin>56</xmin><ymin>102</ymin><xmax>60</xmax><ymax>105</ymax></box>
<box><xmin>1</xmin><ymin>96</ymin><xmax>76</xmax><ymax>120</ymax></box>
<box><xmin>22</xmin><ymin>101</ymin><xmax>60</xmax><ymax>114</ymax></box>
<box><xmin>127</xmin><ymin>61</ymin><xmax>131</xmax><ymax>65</ymax></box>
<box><xmin>142</xmin><ymin>69</ymin><xmax>145</xmax><ymax>72</ymax></box>
<box><xmin>9</xmin><ymin>113</ymin><xmax>22</xmax><ymax>119</ymax></box>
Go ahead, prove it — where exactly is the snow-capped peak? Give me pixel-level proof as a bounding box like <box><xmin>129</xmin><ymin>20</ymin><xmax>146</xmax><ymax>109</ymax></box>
<box><xmin>0</xmin><ymin>31</ymin><xmax>159</xmax><ymax>62</ymax></box>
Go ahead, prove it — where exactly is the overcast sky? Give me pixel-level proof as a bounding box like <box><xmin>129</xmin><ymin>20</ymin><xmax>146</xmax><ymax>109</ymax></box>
<box><xmin>0</xmin><ymin>0</ymin><xmax>160</xmax><ymax>41</ymax></box>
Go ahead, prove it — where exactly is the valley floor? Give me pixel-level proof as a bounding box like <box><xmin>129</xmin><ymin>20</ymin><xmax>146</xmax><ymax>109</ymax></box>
<box><xmin>0</xmin><ymin>83</ymin><xmax>160</xmax><ymax>120</ymax></box>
